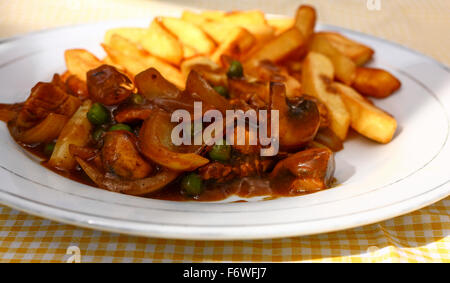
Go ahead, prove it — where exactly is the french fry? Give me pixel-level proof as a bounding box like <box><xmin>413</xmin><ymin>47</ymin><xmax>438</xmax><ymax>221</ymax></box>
<box><xmin>309</xmin><ymin>34</ymin><xmax>356</xmax><ymax>85</ymax></box>
<box><xmin>222</xmin><ymin>11</ymin><xmax>275</xmax><ymax>42</ymax></box>
<box><xmin>102</xmin><ymin>35</ymin><xmax>142</xmax><ymax>72</ymax></box>
<box><xmin>140</xmin><ymin>19</ymin><xmax>183</xmax><ymax>65</ymax></box>
<box><xmin>182</xmin><ymin>45</ymin><xmax>198</xmax><ymax>59</ymax></box>
<box><xmin>225</xmin><ymin>10</ymin><xmax>267</xmax><ymax>25</ymax></box>
<box><xmin>200</xmin><ymin>10</ymin><xmax>226</xmax><ymax>20</ymax></box>
<box><xmin>242</xmin><ymin>24</ymin><xmax>275</xmax><ymax>43</ymax></box>
<box><xmin>244</xmin><ymin>28</ymin><xmax>305</xmax><ymax>68</ymax></box>
<box><xmin>352</xmin><ymin>67</ymin><xmax>401</xmax><ymax>98</ymax></box>
<box><xmin>102</xmin><ymin>43</ymin><xmax>185</xmax><ymax>89</ymax></box>
<box><xmin>302</xmin><ymin>52</ymin><xmax>350</xmax><ymax>140</ymax></box>
<box><xmin>200</xmin><ymin>21</ymin><xmax>236</xmax><ymax>43</ymax></box>
<box><xmin>108</xmin><ymin>34</ymin><xmax>146</xmax><ymax>58</ymax></box>
<box><xmin>268</xmin><ymin>18</ymin><xmax>294</xmax><ymax>35</ymax></box>
<box><xmin>294</xmin><ymin>5</ymin><xmax>316</xmax><ymax>39</ymax></box>
<box><xmin>211</xmin><ymin>27</ymin><xmax>256</xmax><ymax>64</ymax></box>
<box><xmin>104</xmin><ymin>27</ymin><xmax>147</xmax><ymax>46</ymax></box>
<box><xmin>333</xmin><ymin>82</ymin><xmax>397</xmax><ymax>143</ymax></box>
<box><xmin>185</xmin><ymin>10</ymin><xmax>274</xmax><ymax>44</ymax></box>
<box><xmin>181</xmin><ymin>10</ymin><xmax>209</xmax><ymax>26</ymax></box>
<box><xmin>160</xmin><ymin>17</ymin><xmax>215</xmax><ymax>55</ymax></box>
<box><xmin>316</xmin><ymin>32</ymin><xmax>374</xmax><ymax>66</ymax></box>
<box><xmin>102</xmin><ymin>55</ymin><xmax>122</xmax><ymax>70</ymax></box>
<box><xmin>64</xmin><ymin>49</ymin><xmax>102</xmax><ymax>81</ymax></box>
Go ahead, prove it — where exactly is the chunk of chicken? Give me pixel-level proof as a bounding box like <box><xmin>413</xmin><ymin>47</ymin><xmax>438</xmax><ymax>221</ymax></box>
<box><xmin>16</xmin><ymin>82</ymin><xmax>81</xmax><ymax>128</ymax></box>
<box><xmin>101</xmin><ymin>130</ymin><xmax>153</xmax><ymax>179</ymax></box>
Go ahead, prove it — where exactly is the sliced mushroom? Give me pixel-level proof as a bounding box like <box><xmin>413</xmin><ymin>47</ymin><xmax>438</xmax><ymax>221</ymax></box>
<box><xmin>270</xmin><ymin>82</ymin><xmax>320</xmax><ymax>150</ymax></box>
<box><xmin>87</xmin><ymin>64</ymin><xmax>134</xmax><ymax>106</ymax></box>
<box><xmin>270</xmin><ymin>147</ymin><xmax>335</xmax><ymax>194</ymax></box>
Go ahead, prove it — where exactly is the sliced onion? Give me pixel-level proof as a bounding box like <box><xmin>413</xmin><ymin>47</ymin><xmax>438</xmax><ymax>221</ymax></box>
<box><xmin>76</xmin><ymin>157</ymin><xmax>178</xmax><ymax>195</ymax></box>
<box><xmin>139</xmin><ymin>109</ymin><xmax>209</xmax><ymax>171</ymax></box>
<box><xmin>14</xmin><ymin>113</ymin><xmax>68</xmax><ymax>144</ymax></box>
<box><xmin>185</xmin><ymin>70</ymin><xmax>231</xmax><ymax>114</ymax></box>
<box><xmin>114</xmin><ymin>107</ymin><xmax>153</xmax><ymax>123</ymax></box>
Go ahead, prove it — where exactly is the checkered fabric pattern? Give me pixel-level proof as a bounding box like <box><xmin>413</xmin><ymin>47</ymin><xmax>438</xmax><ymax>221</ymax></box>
<box><xmin>0</xmin><ymin>198</ymin><xmax>448</xmax><ymax>263</ymax></box>
<box><xmin>0</xmin><ymin>0</ymin><xmax>449</xmax><ymax>262</ymax></box>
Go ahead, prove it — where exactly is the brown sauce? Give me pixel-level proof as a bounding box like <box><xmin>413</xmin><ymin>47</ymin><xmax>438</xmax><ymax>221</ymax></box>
<box><xmin>14</xmin><ymin>139</ymin><xmax>322</xmax><ymax>202</ymax></box>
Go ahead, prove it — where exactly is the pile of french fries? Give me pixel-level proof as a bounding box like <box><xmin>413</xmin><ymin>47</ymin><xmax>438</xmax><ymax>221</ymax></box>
<box><xmin>64</xmin><ymin>5</ymin><xmax>401</xmax><ymax>145</ymax></box>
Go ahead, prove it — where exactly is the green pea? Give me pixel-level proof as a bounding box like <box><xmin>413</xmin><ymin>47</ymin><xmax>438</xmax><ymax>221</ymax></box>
<box><xmin>87</xmin><ymin>103</ymin><xmax>109</xmax><ymax>125</ymax></box>
<box><xmin>108</xmin><ymin>123</ymin><xmax>133</xmax><ymax>132</ymax></box>
<box><xmin>131</xmin><ymin>93</ymin><xmax>144</xmax><ymax>105</ymax></box>
<box><xmin>208</xmin><ymin>142</ymin><xmax>232</xmax><ymax>161</ymax></box>
<box><xmin>227</xmin><ymin>60</ymin><xmax>243</xmax><ymax>78</ymax></box>
<box><xmin>44</xmin><ymin>142</ymin><xmax>55</xmax><ymax>156</ymax></box>
<box><xmin>213</xmin><ymin>86</ymin><xmax>229</xmax><ymax>98</ymax></box>
<box><xmin>181</xmin><ymin>173</ymin><xmax>204</xmax><ymax>196</ymax></box>
<box><xmin>92</xmin><ymin>127</ymin><xmax>105</xmax><ymax>142</ymax></box>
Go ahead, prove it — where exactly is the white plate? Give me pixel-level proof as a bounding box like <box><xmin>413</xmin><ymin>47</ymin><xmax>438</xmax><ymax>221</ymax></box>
<box><xmin>0</xmin><ymin>13</ymin><xmax>449</xmax><ymax>240</ymax></box>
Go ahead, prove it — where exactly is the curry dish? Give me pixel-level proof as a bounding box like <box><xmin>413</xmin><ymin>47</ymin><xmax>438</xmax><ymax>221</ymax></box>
<box><xmin>0</xmin><ymin>5</ymin><xmax>400</xmax><ymax>201</ymax></box>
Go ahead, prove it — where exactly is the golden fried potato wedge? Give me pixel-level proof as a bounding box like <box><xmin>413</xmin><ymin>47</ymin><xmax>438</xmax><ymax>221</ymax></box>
<box><xmin>226</xmin><ymin>10</ymin><xmax>267</xmax><ymax>25</ymax></box>
<box><xmin>64</xmin><ymin>49</ymin><xmax>102</xmax><ymax>81</ymax></box>
<box><xmin>302</xmin><ymin>52</ymin><xmax>350</xmax><ymax>140</ymax></box>
<box><xmin>104</xmin><ymin>27</ymin><xmax>147</xmax><ymax>46</ymax></box>
<box><xmin>102</xmin><ymin>55</ymin><xmax>124</xmax><ymax>71</ymax></box>
<box><xmin>211</xmin><ymin>27</ymin><xmax>256</xmax><ymax>64</ymax></box>
<box><xmin>160</xmin><ymin>17</ymin><xmax>215</xmax><ymax>55</ymax></box>
<box><xmin>181</xmin><ymin>10</ymin><xmax>208</xmax><ymax>26</ymax></box>
<box><xmin>352</xmin><ymin>67</ymin><xmax>401</xmax><ymax>98</ymax></box>
<box><xmin>200</xmin><ymin>10</ymin><xmax>226</xmax><ymax>20</ymax></box>
<box><xmin>200</xmin><ymin>21</ymin><xmax>235</xmax><ymax>44</ymax></box>
<box><xmin>333</xmin><ymin>82</ymin><xmax>397</xmax><ymax>143</ymax></box>
<box><xmin>108</xmin><ymin>34</ymin><xmax>145</xmax><ymax>58</ymax></box>
<box><xmin>102</xmin><ymin>44</ymin><xmax>185</xmax><ymax>89</ymax></box>
<box><xmin>244</xmin><ymin>28</ymin><xmax>305</xmax><ymax>68</ymax></box>
<box><xmin>185</xmin><ymin>10</ymin><xmax>274</xmax><ymax>44</ymax></box>
<box><xmin>243</xmin><ymin>24</ymin><xmax>275</xmax><ymax>43</ymax></box>
<box><xmin>268</xmin><ymin>18</ymin><xmax>295</xmax><ymax>35</ymax></box>
<box><xmin>222</xmin><ymin>11</ymin><xmax>274</xmax><ymax>42</ymax></box>
<box><xmin>309</xmin><ymin>34</ymin><xmax>356</xmax><ymax>85</ymax></box>
<box><xmin>182</xmin><ymin>45</ymin><xmax>198</xmax><ymax>59</ymax></box>
<box><xmin>140</xmin><ymin>19</ymin><xmax>183</xmax><ymax>65</ymax></box>
<box><xmin>316</xmin><ymin>32</ymin><xmax>374</xmax><ymax>66</ymax></box>
<box><xmin>294</xmin><ymin>5</ymin><xmax>316</xmax><ymax>39</ymax></box>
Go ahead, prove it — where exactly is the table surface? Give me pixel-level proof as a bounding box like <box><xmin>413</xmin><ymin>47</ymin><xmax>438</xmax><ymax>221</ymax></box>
<box><xmin>0</xmin><ymin>0</ymin><xmax>449</xmax><ymax>262</ymax></box>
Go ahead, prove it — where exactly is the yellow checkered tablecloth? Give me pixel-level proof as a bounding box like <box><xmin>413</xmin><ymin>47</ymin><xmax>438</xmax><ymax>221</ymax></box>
<box><xmin>1</xmin><ymin>199</ymin><xmax>448</xmax><ymax>263</ymax></box>
<box><xmin>0</xmin><ymin>0</ymin><xmax>449</xmax><ymax>263</ymax></box>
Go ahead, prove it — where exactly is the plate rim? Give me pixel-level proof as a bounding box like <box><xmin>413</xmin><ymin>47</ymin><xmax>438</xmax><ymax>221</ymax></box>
<box><xmin>0</xmin><ymin>20</ymin><xmax>449</xmax><ymax>240</ymax></box>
